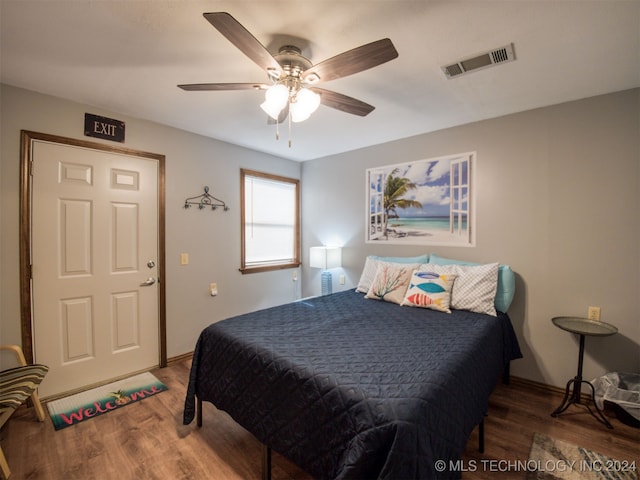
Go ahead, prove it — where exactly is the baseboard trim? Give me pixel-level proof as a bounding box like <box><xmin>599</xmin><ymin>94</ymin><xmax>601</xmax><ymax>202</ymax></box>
<box><xmin>166</xmin><ymin>351</ymin><xmax>193</xmax><ymax>366</ymax></box>
<box><xmin>509</xmin><ymin>375</ymin><xmax>592</xmax><ymax>402</ymax></box>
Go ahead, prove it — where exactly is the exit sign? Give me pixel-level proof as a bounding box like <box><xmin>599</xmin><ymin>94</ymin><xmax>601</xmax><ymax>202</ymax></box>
<box><xmin>84</xmin><ymin>113</ymin><xmax>125</xmax><ymax>143</ymax></box>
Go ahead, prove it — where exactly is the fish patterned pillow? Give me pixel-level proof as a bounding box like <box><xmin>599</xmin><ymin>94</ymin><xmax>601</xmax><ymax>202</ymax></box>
<box><xmin>401</xmin><ymin>271</ymin><xmax>457</xmax><ymax>313</ymax></box>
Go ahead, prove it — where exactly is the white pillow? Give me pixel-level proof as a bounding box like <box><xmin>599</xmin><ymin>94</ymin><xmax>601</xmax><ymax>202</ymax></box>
<box><xmin>356</xmin><ymin>256</ymin><xmax>381</xmax><ymax>293</ymax></box>
<box><xmin>364</xmin><ymin>263</ymin><xmax>416</xmax><ymax>304</ymax></box>
<box><xmin>401</xmin><ymin>270</ymin><xmax>457</xmax><ymax>313</ymax></box>
<box><xmin>418</xmin><ymin>263</ymin><xmax>499</xmax><ymax>316</ymax></box>
<box><xmin>356</xmin><ymin>257</ymin><xmax>423</xmax><ymax>293</ymax></box>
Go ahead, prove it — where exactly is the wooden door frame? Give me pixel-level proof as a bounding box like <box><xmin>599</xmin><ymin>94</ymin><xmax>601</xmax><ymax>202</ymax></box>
<box><xmin>19</xmin><ymin>130</ymin><xmax>167</xmax><ymax>368</ymax></box>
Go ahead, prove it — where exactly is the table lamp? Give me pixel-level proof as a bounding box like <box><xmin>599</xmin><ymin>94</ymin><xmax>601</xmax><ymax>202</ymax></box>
<box><xmin>309</xmin><ymin>246</ymin><xmax>342</xmax><ymax>295</ymax></box>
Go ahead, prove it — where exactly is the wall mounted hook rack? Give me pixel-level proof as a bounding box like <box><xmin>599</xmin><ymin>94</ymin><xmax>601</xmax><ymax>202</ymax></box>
<box><xmin>184</xmin><ymin>186</ymin><xmax>229</xmax><ymax>211</ymax></box>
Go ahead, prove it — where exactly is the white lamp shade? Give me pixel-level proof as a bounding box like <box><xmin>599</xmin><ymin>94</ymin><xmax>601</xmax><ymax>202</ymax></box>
<box><xmin>260</xmin><ymin>100</ymin><xmax>283</xmax><ymax>120</ymax></box>
<box><xmin>291</xmin><ymin>88</ymin><xmax>320</xmax><ymax>123</ymax></box>
<box><xmin>289</xmin><ymin>104</ymin><xmax>309</xmax><ymax>123</ymax></box>
<box><xmin>261</xmin><ymin>84</ymin><xmax>289</xmax><ymax>119</ymax></box>
<box><xmin>266</xmin><ymin>84</ymin><xmax>289</xmax><ymax>107</ymax></box>
<box><xmin>310</xmin><ymin>246</ymin><xmax>342</xmax><ymax>269</ymax></box>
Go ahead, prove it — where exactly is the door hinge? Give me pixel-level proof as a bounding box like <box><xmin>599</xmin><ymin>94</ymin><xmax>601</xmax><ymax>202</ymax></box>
<box><xmin>29</xmin><ymin>159</ymin><xmax>34</xmax><ymax>176</ymax></box>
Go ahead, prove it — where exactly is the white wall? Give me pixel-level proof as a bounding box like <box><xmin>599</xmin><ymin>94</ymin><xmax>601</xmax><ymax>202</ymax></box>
<box><xmin>0</xmin><ymin>84</ymin><xmax>302</xmax><ymax>365</ymax></box>
<box><xmin>301</xmin><ymin>88</ymin><xmax>640</xmax><ymax>388</ymax></box>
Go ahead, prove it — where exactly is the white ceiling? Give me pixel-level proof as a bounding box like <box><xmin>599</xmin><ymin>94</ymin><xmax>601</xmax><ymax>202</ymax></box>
<box><xmin>1</xmin><ymin>1</ymin><xmax>639</xmax><ymax>161</ymax></box>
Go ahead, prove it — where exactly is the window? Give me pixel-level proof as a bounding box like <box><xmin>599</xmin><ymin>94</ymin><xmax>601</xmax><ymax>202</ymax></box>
<box><xmin>240</xmin><ymin>169</ymin><xmax>300</xmax><ymax>274</ymax></box>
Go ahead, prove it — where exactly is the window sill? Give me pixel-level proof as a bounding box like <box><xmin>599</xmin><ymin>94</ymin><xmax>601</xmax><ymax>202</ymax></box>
<box><xmin>239</xmin><ymin>262</ymin><xmax>301</xmax><ymax>275</ymax></box>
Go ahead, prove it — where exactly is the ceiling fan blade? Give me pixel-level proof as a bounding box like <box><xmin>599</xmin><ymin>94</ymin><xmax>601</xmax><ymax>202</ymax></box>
<box><xmin>311</xmin><ymin>88</ymin><xmax>375</xmax><ymax>117</ymax></box>
<box><xmin>203</xmin><ymin>12</ymin><xmax>282</xmax><ymax>78</ymax></box>
<box><xmin>178</xmin><ymin>83</ymin><xmax>267</xmax><ymax>91</ymax></box>
<box><xmin>301</xmin><ymin>38</ymin><xmax>398</xmax><ymax>83</ymax></box>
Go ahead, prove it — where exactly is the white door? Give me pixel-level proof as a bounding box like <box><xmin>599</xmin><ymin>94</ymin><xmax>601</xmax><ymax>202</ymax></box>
<box><xmin>31</xmin><ymin>140</ymin><xmax>160</xmax><ymax>398</ymax></box>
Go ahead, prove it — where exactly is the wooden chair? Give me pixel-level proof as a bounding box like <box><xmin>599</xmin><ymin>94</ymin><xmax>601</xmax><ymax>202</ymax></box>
<box><xmin>0</xmin><ymin>345</ymin><xmax>48</xmax><ymax>479</ymax></box>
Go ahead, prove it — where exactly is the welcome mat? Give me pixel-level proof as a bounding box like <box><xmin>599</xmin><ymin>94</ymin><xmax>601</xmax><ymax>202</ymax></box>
<box><xmin>526</xmin><ymin>432</ymin><xmax>637</xmax><ymax>480</ymax></box>
<box><xmin>46</xmin><ymin>372</ymin><xmax>168</xmax><ymax>430</ymax></box>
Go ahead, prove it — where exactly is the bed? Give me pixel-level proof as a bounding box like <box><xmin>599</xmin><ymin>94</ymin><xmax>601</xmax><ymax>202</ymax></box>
<box><xmin>184</xmin><ymin>256</ymin><xmax>521</xmax><ymax>479</ymax></box>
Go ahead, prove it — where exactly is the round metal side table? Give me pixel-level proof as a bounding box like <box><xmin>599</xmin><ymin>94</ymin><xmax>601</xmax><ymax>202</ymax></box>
<box><xmin>550</xmin><ymin>316</ymin><xmax>618</xmax><ymax>429</ymax></box>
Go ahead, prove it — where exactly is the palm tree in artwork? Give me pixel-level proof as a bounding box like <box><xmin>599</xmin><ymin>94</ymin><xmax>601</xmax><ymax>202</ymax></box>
<box><xmin>383</xmin><ymin>168</ymin><xmax>422</xmax><ymax>239</ymax></box>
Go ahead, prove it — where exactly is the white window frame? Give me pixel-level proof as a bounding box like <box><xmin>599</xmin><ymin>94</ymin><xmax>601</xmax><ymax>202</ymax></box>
<box><xmin>368</xmin><ymin>169</ymin><xmax>385</xmax><ymax>240</ymax></box>
<box><xmin>449</xmin><ymin>157</ymin><xmax>471</xmax><ymax>240</ymax></box>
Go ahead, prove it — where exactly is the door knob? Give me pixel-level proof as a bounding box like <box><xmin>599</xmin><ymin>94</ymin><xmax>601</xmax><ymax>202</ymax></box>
<box><xmin>140</xmin><ymin>277</ymin><xmax>156</xmax><ymax>286</ymax></box>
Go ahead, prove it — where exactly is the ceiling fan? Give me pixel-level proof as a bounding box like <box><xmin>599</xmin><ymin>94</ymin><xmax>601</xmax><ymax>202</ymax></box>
<box><xmin>178</xmin><ymin>12</ymin><xmax>399</xmax><ymax>133</ymax></box>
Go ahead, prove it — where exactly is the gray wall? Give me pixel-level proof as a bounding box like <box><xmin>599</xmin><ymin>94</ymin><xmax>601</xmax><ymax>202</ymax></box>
<box><xmin>301</xmin><ymin>88</ymin><xmax>640</xmax><ymax>388</ymax></box>
<box><xmin>0</xmin><ymin>84</ymin><xmax>302</xmax><ymax>365</ymax></box>
<box><xmin>2</xmin><ymin>83</ymin><xmax>638</xmax><ymax>389</ymax></box>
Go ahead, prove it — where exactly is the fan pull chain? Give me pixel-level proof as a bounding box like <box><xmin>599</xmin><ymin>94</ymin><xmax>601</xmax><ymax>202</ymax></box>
<box><xmin>288</xmin><ymin>109</ymin><xmax>292</xmax><ymax>148</ymax></box>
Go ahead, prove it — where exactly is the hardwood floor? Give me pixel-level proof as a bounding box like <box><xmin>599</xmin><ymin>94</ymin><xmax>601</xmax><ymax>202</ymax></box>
<box><xmin>2</xmin><ymin>359</ymin><xmax>638</xmax><ymax>479</ymax></box>
<box><xmin>462</xmin><ymin>378</ymin><xmax>639</xmax><ymax>479</ymax></box>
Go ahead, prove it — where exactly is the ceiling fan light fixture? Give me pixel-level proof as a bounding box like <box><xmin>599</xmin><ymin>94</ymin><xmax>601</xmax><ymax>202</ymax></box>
<box><xmin>260</xmin><ymin>100</ymin><xmax>283</xmax><ymax>120</ymax></box>
<box><xmin>290</xmin><ymin>104</ymin><xmax>310</xmax><ymax>123</ymax></box>
<box><xmin>290</xmin><ymin>88</ymin><xmax>320</xmax><ymax>123</ymax></box>
<box><xmin>260</xmin><ymin>84</ymin><xmax>289</xmax><ymax>119</ymax></box>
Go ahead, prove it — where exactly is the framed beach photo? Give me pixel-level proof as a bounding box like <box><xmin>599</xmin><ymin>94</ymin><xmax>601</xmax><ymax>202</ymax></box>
<box><xmin>366</xmin><ymin>152</ymin><xmax>476</xmax><ymax>246</ymax></box>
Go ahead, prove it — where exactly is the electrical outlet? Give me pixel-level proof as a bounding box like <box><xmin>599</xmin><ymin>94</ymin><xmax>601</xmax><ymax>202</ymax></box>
<box><xmin>292</xmin><ymin>270</ymin><xmax>298</xmax><ymax>281</ymax></box>
<box><xmin>587</xmin><ymin>306</ymin><xmax>601</xmax><ymax>321</ymax></box>
<box><xmin>339</xmin><ymin>275</ymin><xmax>346</xmax><ymax>285</ymax></box>
<box><xmin>210</xmin><ymin>283</ymin><xmax>218</xmax><ymax>296</ymax></box>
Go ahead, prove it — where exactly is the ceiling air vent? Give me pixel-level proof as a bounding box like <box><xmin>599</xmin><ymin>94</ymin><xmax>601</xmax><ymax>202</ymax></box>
<box><xmin>442</xmin><ymin>43</ymin><xmax>515</xmax><ymax>79</ymax></box>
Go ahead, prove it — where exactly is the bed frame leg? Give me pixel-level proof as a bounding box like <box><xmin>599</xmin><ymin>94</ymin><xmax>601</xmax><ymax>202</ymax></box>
<box><xmin>197</xmin><ymin>397</ymin><xmax>203</xmax><ymax>427</ymax></box>
<box><xmin>478</xmin><ymin>418</ymin><xmax>485</xmax><ymax>453</ymax></box>
<box><xmin>502</xmin><ymin>362</ymin><xmax>511</xmax><ymax>385</ymax></box>
<box><xmin>262</xmin><ymin>444</ymin><xmax>272</xmax><ymax>480</ymax></box>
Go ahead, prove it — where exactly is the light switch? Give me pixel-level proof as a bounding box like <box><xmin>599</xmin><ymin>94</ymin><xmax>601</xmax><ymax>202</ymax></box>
<box><xmin>180</xmin><ymin>253</ymin><xmax>189</xmax><ymax>265</ymax></box>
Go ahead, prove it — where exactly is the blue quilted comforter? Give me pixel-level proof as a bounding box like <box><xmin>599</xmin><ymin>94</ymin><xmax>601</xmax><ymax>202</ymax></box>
<box><xmin>184</xmin><ymin>289</ymin><xmax>521</xmax><ymax>479</ymax></box>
